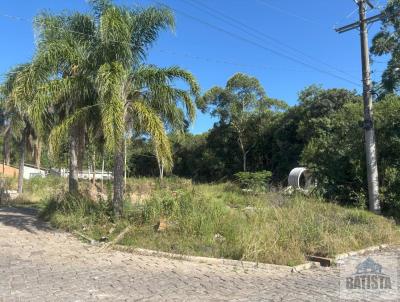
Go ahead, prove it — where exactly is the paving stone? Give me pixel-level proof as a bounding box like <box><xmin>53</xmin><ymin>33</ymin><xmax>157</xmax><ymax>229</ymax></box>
<box><xmin>0</xmin><ymin>207</ymin><xmax>399</xmax><ymax>301</ymax></box>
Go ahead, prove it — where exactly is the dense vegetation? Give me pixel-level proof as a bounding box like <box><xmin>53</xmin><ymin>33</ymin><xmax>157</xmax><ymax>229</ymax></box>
<box><xmin>1</xmin><ymin>0</ymin><xmax>399</xmax><ymax>265</ymax></box>
<box><xmin>130</xmin><ymin>88</ymin><xmax>400</xmax><ymax>219</ymax></box>
<box><xmin>0</xmin><ymin>0</ymin><xmax>199</xmax><ymax>216</ymax></box>
<box><xmin>0</xmin><ymin>0</ymin><xmax>398</xmax><ymax>217</ymax></box>
<box><xmin>33</xmin><ymin>177</ymin><xmax>399</xmax><ymax>266</ymax></box>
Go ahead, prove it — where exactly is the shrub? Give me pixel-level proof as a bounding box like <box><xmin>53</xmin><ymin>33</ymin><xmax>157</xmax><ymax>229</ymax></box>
<box><xmin>234</xmin><ymin>170</ymin><xmax>272</xmax><ymax>191</ymax></box>
<box><xmin>40</xmin><ymin>193</ymin><xmax>114</xmax><ymax>235</ymax></box>
<box><xmin>38</xmin><ymin>179</ymin><xmax>400</xmax><ymax>266</ymax></box>
<box><xmin>301</xmin><ymin>96</ymin><xmax>400</xmax><ymax>219</ymax></box>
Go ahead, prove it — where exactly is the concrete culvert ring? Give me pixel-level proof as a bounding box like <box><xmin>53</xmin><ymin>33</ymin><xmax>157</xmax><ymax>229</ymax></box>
<box><xmin>288</xmin><ymin>167</ymin><xmax>314</xmax><ymax>190</ymax></box>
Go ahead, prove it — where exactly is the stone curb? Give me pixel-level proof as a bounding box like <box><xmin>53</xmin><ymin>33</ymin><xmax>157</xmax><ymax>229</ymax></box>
<box><xmin>291</xmin><ymin>261</ymin><xmax>320</xmax><ymax>273</ymax></box>
<box><xmin>304</xmin><ymin>244</ymin><xmax>391</xmax><ymax>267</ymax></box>
<box><xmin>101</xmin><ymin>243</ymin><xmax>391</xmax><ymax>273</ymax></box>
<box><xmin>334</xmin><ymin>244</ymin><xmax>389</xmax><ymax>262</ymax></box>
<box><xmin>111</xmin><ymin>243</ymin><xmax>392</xmax><ymax>272</ymax></box>
<box><xmin>71</xmin><ymin>225</ymin><xmax>391</xmax><ymax>274</ymax></box>
<box><xmin>113</xmin><ymin>245</ymin><xmax>309</xmax><ymax>273</ymax></box>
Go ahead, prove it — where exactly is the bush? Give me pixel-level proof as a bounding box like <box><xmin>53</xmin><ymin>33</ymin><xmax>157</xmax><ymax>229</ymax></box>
<box><xmin>40</xmin><ymin>193</ymin><xmax>114</xmax><ymax>237</ymax></box>
<box><xmin>39</xmin><ymin>179</ymin><xmax>400</xmax><ymax>266</ymax></box>
<box><xmin>301</xmin><ymin>96</ymin><xmax>400</xmax><ymax>219</ymax></box>
<box><xmin>234</xmin><ymin>170</ymin><xmax>272</xmax><ymax>191</ymax></box>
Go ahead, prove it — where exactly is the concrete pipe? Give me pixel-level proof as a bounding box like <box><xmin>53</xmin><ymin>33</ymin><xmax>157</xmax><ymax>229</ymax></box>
<box><xmin>288</xmin><ymin>167</ymin><xmax>314</xmax><ymax>190</ymax></box>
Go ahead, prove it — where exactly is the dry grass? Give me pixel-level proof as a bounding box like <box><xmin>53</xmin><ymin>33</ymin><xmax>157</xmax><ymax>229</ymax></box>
<box><xmin>37</xmin><ymin>178</ymin><xmax>400</xmax><ymax>266</ymax></box>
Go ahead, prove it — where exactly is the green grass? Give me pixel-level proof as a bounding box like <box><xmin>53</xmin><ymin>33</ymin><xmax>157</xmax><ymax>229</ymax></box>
<box><xmin>36</xmin><ymin>178</ymin><xmax>400</xmax><ymax>266</ymax></box>
<box><xmin>1</xmin><ymin>175</ymin><xmax>67</xmax><ymax>202</ymax></box>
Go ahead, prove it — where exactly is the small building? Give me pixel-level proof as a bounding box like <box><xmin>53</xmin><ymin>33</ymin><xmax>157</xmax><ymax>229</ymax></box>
<box><xmin>0</xmin><ymin>164</ymin><xmax>46</xmax><ymax>180</ymax></box>
<box><xmin>50</xmin><ymin>168</ymin><xmax>113</xmax><ymax>180</ymax></box>
<box><xmin>22</xmin><ymin>164</ymin><xmax>47</xmax><ymax>179</ymax></box>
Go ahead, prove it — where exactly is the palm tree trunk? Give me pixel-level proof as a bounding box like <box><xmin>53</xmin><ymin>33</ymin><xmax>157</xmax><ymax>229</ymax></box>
<box><xmin>113</xmin><ymin>141</ymin><xmax>125</xmax><ymax>218</ymax></box>
<box><xmin>124</xmin><ymin>137</ymin><xmax>127</xmax><ymax>189</ymax></box>
<box><xmin>69</xmin><ymin>125</ymin><xmax>79</xmax><ymax>194</ymax></box>
<box><xmin>101</xmin><ymin>155</ymin><xmax>105</xmax><ymax>192</ymax></box>
<box><xmin>155</xmin><ymin>149</ymin><xmax>164</xmax><ymax>181</ymax></box>
<box><xmin>34</xmin><ymin>139</ymin><xmax>42</xmax><ymax>170</ymax></box>
<box><xmin>3</xmin><ymin>127</ymin><xmax>11</xmax><ymax>166</ymax></box>
<box><xmin>92</xmin><ymin>151</ymin><xmax>96</xmax><ymax>184</ymax></box>
<box><xmin>17</xmin><ymin>127</ymin><xmax>27</xmax><ymax>194</ymax></box>
<box><xmin>159</xmin><ymin>164</ymin><xmax>164</xmax><ymax>180</ymax></box>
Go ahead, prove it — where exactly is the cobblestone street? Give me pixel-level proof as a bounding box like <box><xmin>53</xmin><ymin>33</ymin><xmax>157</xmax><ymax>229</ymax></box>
<box><xmin>0</xmin><ymin>207</ymin><xmax>397</xmax><ymax>301</ymax></box>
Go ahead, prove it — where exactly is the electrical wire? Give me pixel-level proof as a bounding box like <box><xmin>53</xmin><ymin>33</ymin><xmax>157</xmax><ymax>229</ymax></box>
<box><xmin>156</xmin><ymin>49</ymin><xmax>362</xmax><ymax>73</ymax></box>
<box><xmin>179</xmin><ymin>0</ymin><xmax>359</xmax><ymax>82</ymax></box>
<box><xmin>152</xmin><ymin>1</ymin><xmax>362</xmax><ymax>87</ymax></box>
<box><xmin>0</xmin><ymin>12</ymin><xmax>360</xmax><ymax>75</ymax></box>
<box><xmin>255</xmin><ymin>0</ymin><xmax>321</xmax><ymax>26</ymax></box>
<box><xmin>0</xmin><ymin>6</ymin><xmax>383</xmax><ymax>87</ymax></box>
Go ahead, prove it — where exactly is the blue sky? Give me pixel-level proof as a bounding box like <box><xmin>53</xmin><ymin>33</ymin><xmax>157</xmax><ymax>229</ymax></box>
<box><xmin>0</xmin><ymin>0</ymin><xmax>389</xmax><ymax>133</ymax></box>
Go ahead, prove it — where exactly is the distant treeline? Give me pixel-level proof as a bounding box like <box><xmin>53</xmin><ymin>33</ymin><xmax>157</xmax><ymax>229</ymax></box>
<box><xmin>129</xmin><ymin>85</ymin><xmax>400</xmax><ymax>218</ymax></box>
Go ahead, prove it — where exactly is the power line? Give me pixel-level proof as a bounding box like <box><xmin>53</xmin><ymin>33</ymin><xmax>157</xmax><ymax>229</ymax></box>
<box><xmin>153</xmin><ymin>1</ymin><xmax>362</xmax><ymax>87</ymax></box>
<box><xmin>179</xmin><ymin>0</ymin><xmax>359</xmax><ymax>82</ymax></box>
<box><xmin>0</xmin><ymin>12</ymin><xmax>363</xmax><ymax>75</ymax></box>
<box><xmin>157</xmin><ymin>49</ymin><xmax>365</xmax><ymax>73</ymax></box>
<box><xmin>0</xmin><ymin>8</ymin><xmax>382</xmax><ymax>86</ymax></box>
<box><xmin>255</xmin><ymin>0</ymin><xmax>322</xmax><ymax>25</ymax></box>
<box><xmin>334</xmin><ymin>6</ymin><xmax>360</xmax><ymax>28</ymax></box>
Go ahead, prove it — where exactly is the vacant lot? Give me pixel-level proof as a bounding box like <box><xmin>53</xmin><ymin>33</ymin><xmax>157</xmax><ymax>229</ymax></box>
<box><xmin>11</xmin><ymin>176</ymin><xmax>394</xmax><ymax>266</ymax></box>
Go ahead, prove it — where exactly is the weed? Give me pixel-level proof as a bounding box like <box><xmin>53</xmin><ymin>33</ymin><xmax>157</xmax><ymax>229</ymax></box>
<box><xmin>37</xmin><ymin>178</ymin><xmax>400</xmax><ymax>266</ymax></box>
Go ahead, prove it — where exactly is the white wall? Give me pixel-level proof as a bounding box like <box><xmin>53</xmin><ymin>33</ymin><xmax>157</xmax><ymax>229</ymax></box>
<box><xmin>49</xmin><ymin>168</ymin><xmax>113</xmax><ymax>180</ymax></box>
<box><xmin>23</xmin><ymin>166</ymin><xmax>46</xmax><ymax>180</ymax></box>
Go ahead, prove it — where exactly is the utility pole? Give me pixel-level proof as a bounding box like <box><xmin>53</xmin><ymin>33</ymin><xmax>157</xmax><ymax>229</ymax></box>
<box><xmin>336</xmin><ymin>0</ymin><xmax>381</xmax><ymax>213</ymax></box>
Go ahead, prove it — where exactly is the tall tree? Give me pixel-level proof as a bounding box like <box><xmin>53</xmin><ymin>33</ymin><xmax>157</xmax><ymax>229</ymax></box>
<box><xmin>28</xmin><ymin>11</ymin><xmax>98</xmax><ymax>195</ymax></box>
<box><xmin>371</xmin><ymin>0</ymin><xmax>400</xmax><ymax>94</ymax></box>
<box><xmin>1</xmin><ymin>64</ymin><xmax>39</xmax><ymax>193</ymax></box>
<box><xmin>94</xmin><ymin>3</ymin><xmax>199</xmax><ymax>217</ymax></box>
<box><xmin>200</xmin><ymin>73</ymin><xmax>286</xmax><ymax>172</ymax></box>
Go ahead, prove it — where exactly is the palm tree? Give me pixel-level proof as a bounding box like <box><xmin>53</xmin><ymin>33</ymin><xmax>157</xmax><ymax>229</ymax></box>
<box><xmin>27</xmin><ymin>11</ymin><xmax>98</xmax><ymax>194</ymax></box>
<box><xmin>0</xmin><ymin>91</ymin><xmax>12</xmax><ymax>167</ymax></box>
<box><xmin>1</xmin><ymin>64</ymin><xmax>38</xmax><ymax>193</ymax></box>
<box><xmin>94</xmin><ymin>3</ymin><xmax>200</xmax><ymax>216</ymax></box>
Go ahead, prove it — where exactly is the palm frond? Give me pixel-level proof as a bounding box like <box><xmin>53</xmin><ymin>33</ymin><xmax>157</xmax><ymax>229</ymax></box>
<box><xmin>99</xmin><ymin>6</ymin><xmax>133</xmax><ymax>65</ymax></box>
<box><xmin>88</xmin><ymin>0</ymin><xmax>112</xmax><ymax>19</ymax></box>
<box><xmin>128</xmin><ymin>100</ymin><xmax>172</xmax><ymax>170</ymax></box>
<box><xmin>96</xmin><ymin>62</ymin><xmax>127</xmax><ymax>150</ymax></box>
<box><xmin>48</xmin><ymin>105</ymin><xmax>94</xmax><ymax>156</ymax></box>
<box><xmin>129</xmin><ymin>7</ymin><xmax>175</xmax><ymax>62</ymax></box>
<box><xmin>132</xmin><ymin>65</ymin><xmax>199</xmax><ymax>123</ymax></box>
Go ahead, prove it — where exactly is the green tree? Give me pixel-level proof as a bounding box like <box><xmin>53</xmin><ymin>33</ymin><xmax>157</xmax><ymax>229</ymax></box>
<box><xmin>301</xmin><ymin>93</ymin><xmax>400</xmax><ymax>217</ymax></box>
<box><xmin>94</xmin><ymin>3</ymin><xmax>199</xmax><ymax>216</ymax></box>
<box><xmin>27</xmin><ymin>11</ymin><xmax>99</xmax><ymax>195</ymax></box>
<box><xmin>1</xmin><ymin>64</ymin><xmax>39</xmax><ymax>193</ymax></box>
<box><xmin>374</xmin><ymin>94</ymin><xmax>400</xmax><ymax>217</ymax></box>
<box><xmin>264</xmin><ymin>86</ymin><xmax>360</xmax><ymax>182</ymax></box>
<box><xmin>201</xmin><ymin>73</ymin><xmax>286</xmax><ymax>172</ymax></box>
<box><xmin>301</xmin><ymin>102</ymin><xmax>365</xmax><ymax>206</ymax></box>
<box><xmin>297</xmin><ymin>85</ymin><xmax>360</xmax><ymax>141</ymax></box>
<box><xmin>371</xmin><ymin>0</ymin><xmax>400</xmax><ymax>93</ymax></box>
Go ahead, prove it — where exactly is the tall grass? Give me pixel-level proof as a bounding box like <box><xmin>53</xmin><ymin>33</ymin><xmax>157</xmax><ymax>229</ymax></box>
<box><xmin>40</xmin><ymin>193</ymin><xmax>116</xmax><ymax>240</ymax></box>
<box><xmin>39</xmin><ymin>180</ymin><xmax>400</xmax><ymax>266</ymax></box>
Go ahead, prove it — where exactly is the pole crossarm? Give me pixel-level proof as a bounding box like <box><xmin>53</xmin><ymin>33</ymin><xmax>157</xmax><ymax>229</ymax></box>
<box><xmin>335</xmin><ymin>12</ymin><xmax>384</xmax><ymax>33</ymax></box>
